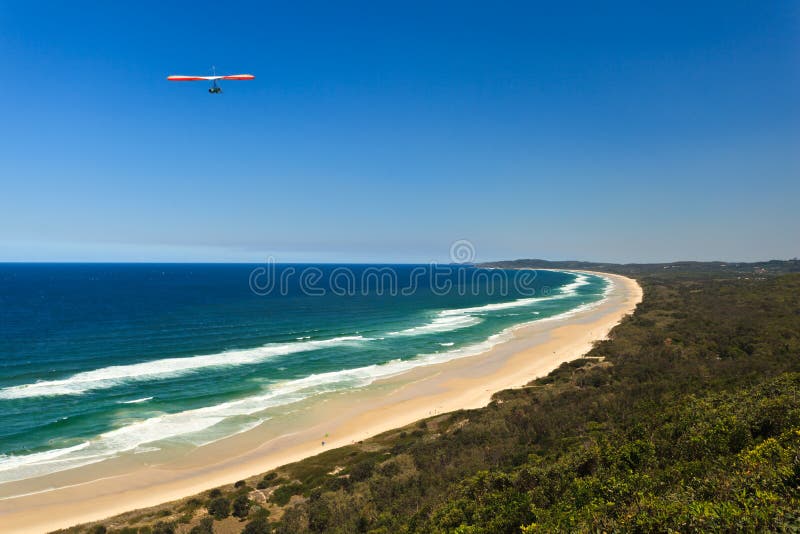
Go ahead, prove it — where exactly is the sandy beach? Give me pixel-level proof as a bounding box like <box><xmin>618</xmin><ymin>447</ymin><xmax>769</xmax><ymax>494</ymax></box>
<box><xmin>0</xmin><ymin>271</ymin><xmax>641</xmax><ymax>534</ymax></box>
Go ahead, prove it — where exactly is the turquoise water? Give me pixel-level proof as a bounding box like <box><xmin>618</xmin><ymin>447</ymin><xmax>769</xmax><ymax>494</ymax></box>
<box><xmin>0</xmin><ymin>264</ymin><xmax>607</xmax><ymax>483</ymax></box>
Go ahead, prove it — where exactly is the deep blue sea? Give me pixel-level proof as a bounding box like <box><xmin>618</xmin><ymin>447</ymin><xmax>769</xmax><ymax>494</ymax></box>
<box><xmin>0</xmin><ymin>264</ymin><xmax>607</xmax><ymax>483</ymax></box>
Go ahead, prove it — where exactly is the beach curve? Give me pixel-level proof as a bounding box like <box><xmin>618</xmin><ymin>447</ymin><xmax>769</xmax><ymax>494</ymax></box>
<box><xmin>0</xmin><ymin>271</ymin><xmax>642</xmax><ymax>534</ymax></box>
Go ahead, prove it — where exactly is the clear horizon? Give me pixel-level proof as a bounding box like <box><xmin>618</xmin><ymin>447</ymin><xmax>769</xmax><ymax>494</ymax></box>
<box><xmin>2</xmin><ymin>1</ymin><xmax>798</xmax><ymax>263</ymax></box>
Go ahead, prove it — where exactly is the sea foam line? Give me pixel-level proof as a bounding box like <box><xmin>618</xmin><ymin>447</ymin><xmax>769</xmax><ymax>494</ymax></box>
<box><xmin>393</xmin><ymin>272</ymin><xmax>592</xmax><ymax>336</ymax></box>
<box><xmin>439</xmin><ymin>272</ymin><xmax>590</xmax><ymax>317</ymax></box>
<box><xmin>118</xmin><ymin>397</ymin><xmax>153</xmax><ymax>404</ymax></box>
<box><xmin>388</xmin><ymin>314</ymin><xmax>482</xmax><ymax>336</ymax></box>
<box><xmin>0</xmin><ymin>336</ymin><xmax>368</xmax><ymax>400</ymax></box>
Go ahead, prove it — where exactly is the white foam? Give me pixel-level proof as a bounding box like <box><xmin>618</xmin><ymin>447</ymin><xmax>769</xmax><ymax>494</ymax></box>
<box><xmin>557</xmin><ymin>272</ymin><xmax>591</xmax><ymax>296</ymax></box>
<box><xmin>601</xmin><ymin>275</ymin><xmax>615</xmax><ymax>296</ymax></box>
<box><xmin>439</xmin><ymin>297</ymin><xmax>542</xmax><ymax>316</ymax></box>
<box><xmin>0</xmin><ymin>442</ymin><xmax>106</xmax><ymax>483</ymax></box>
<box><xmin>387</xmin><ymin>271</ymin><xmax>593</xmax><ymax>339</ymax></box>
<box><xmin>0</xmin><ymin>336</ymin><xmax>368</xmax><ymax>400</ymax></box>
<box><xmin>118</xmin><ymin>397</ymin><xmax>153</xmax><ymax>404</ymax></box>
<box><xmin>437</xmin><ymin>272</ymin><xmax>590</xmax><ymax>318</ymax></box>
<box><xmin>389</xmin><ymin>314</ymin><xmax>481</xmax><ymax>336</ymax></box>
<box><xmin>0</xmin><ymin>371</ymin><xmax>343</xmax><ymax>482</ymax></box>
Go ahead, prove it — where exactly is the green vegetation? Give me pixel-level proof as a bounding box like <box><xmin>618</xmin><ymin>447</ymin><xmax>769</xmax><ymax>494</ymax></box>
<box><xmin>150</xmin><ymin>523</ymin><xmax>175</xmax><ymax>534</ymax></box>
<box><xmin>233</xmin><ymin>494</ymin><xmax>252</xmax><ymax>519</ymax></box>
<box><xmin>188</xmin><ymin>517</ymin><xmax>213</xmax><ymax>534</ymax></box>
<box><xmin>270</xmin><ymin>482</ymin><xmax>305</xmax><ymax>506</ymax></box>
<box><xmin>206</xmin><ymin>497</ymin><xmax>230</xmax><ymax>520</ymax></box>
<box><xmin>53</xmin><ymin>264</ymin><xmax>800</xmax><ymax>533</ymax></box>
<box><xmin>242</xmin><ymin>516</ymin><xmax>271</xmax><ymax>534</ymax></box>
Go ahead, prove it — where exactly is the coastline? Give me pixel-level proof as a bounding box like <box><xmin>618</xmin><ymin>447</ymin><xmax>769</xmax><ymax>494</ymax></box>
<box><xmin>0</xmin><ymin>271</ymin><xmax>642</xmax><ymax>534</ymax></box>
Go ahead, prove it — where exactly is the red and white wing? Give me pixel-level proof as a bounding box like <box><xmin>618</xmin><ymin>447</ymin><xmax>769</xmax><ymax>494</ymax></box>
<box><xmin>167</xmin><ymin>74</ymin><xmax>255</xmax><ymax>81</ymax></box>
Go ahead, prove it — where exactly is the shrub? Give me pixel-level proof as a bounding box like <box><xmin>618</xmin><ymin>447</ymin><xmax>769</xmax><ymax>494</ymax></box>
<box><xmin>308</xmin><ymin>498</ymin><xmax>331</xmax><ymax>532</ymax></box>
<box><xmin>207</xmin><ymin>497</ymin><xmax>231</xmax><ymax>520</ymax></box>
<box><xmin>256</xmin><ymin>472</ymin><xmax>280</xmax><ymax>489</ymax></box>
<box><xmin>232</xmin><ymin>494</ymin><xmax>251</xmax><ymax>519</ymax></box>
<box><xmin>349</xmin><ymin>461</ymin><xmax>374</xmax><ymax>482</ymax></box>
<box><xmin>151</xmin><ymin>522</ymin><xmax>175</xmax><ymax>534</ymax></box>
<box><xmin>188</xmin><ymin>516</ymin><xmax>214</xmax><ymax>534</ymax></box>
<box><xmin>269</xmin><ymin>482</ymin><xmax>304</xmax><ymax>506</ymax></box>
<box><xmin>251</xmin><ymin>507</ymin><xmax>270</xmax><ymax>519</ymax></box>
<box><xmin>242</xmin><ymin>516</ymin><xmax>271</xmax><ymax>534</ymax></box>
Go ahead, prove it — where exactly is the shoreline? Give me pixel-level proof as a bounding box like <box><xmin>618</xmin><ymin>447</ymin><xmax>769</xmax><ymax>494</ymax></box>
<box><xmin>0</xmin><ymin>271</ymin><xmax>642</xmax><ymax>534</ymax></box>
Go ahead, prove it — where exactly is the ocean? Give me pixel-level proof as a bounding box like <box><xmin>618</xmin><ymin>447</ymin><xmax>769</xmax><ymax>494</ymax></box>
<box><xmin>0</xmin><ymin>263</ymin><xmax>608</xmax><ymax>484</ymax></box>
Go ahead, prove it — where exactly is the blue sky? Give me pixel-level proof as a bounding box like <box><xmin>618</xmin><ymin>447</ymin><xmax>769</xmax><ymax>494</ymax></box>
<box><xmin>1</xmin><ymin>1</ymin><xmax>797</xmax><ymax>263</ymax></box>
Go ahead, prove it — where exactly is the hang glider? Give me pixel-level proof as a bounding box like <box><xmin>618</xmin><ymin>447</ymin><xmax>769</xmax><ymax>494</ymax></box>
<box><xmin>167</xmin><ymin>70</ymin><xmax>254</xmax><ymax>94</ymax></box>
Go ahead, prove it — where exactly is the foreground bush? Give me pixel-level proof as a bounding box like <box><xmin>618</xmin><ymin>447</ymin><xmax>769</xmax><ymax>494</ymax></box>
<box><xmin>207</xmin><ymin>497</ymin><xmax>231</xmax><ymax>520</ymax></box>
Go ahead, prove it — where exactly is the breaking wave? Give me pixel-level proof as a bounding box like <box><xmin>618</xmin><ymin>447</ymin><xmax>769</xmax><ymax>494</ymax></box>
<box><xmin>0</xmin><ymin>330</ymin><xmax>517</xmax><ymax>484</ymax></box>
<box><xmin>0</xmin><ymin>336</ymin><xmax>368</xmax><ymax>400</ymax></box>
<box><xmin>391</xmin><ymin>272</ymin><xmax>592</xmax><ymax>337</ymax></box>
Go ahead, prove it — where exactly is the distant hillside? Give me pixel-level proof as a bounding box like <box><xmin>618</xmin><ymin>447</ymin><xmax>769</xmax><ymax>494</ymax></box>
<box><xmin>479</xmin><ymin>258</ymin><xmax>800</xmax><ymax>277</ymax></box>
